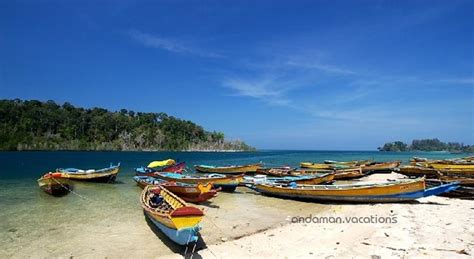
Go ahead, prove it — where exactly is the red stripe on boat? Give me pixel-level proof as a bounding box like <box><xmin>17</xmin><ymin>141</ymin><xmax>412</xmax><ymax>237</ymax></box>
<box><xmin>171</xmin><ymin>206</ymin><xmax>204</xmax><ymax>217</ymax></box>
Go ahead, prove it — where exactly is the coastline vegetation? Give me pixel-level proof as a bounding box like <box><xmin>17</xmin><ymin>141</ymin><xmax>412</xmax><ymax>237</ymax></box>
<box><xmin>0</xmin><ymin>99</ymin><xmax>255</xmax><ymax>151</ymax></box>
<box><xmin>378</xmin><ymin>138</ymin><xmax>474</xmax><ymax>152</ymax></box>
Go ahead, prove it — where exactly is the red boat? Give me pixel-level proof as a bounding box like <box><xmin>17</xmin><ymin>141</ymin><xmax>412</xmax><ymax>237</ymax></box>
<box><xmin>133</xmin><ymin>176</ymin><xmax>219</xmax><ymax>203</ymax></box>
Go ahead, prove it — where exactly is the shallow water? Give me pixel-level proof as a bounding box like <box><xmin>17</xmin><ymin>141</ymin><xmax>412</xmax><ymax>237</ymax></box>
<box><xmin>0</xmin><ymin>150</ymin><xmax>467</xmax><ymax>257</ymax></box>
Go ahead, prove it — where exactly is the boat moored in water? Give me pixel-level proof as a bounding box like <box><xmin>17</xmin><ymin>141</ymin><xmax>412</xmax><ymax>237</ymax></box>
<box><xmin>37</xmin><ymin>172</ymin><xmax>73</xmax><ymax>196</ymax></box>
<box><xmin>57</xmin><ymin>163</ymin><xmax>120</xmax><ymax>183</ymax></box>
<box><xmin>194</xmin><ymin>163</ymin><xmax>262</xmax><ymax>174</ymax></box>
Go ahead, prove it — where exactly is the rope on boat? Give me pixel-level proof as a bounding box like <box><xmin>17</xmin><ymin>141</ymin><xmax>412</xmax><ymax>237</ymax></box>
<box><xmin>51</xmin><ymin>177</ymin><xmax>92</xmax><ymax>201</ymax></box>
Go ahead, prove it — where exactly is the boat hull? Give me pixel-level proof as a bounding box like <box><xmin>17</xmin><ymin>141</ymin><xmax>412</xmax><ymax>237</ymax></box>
<box><xmin>145</xmin><ymin>212</ymin><xmax>200</xmax><ymax>245</ymax></box>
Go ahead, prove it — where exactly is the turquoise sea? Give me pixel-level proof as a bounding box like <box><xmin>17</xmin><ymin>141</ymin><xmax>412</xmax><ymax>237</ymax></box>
<box><xmin>0</xmin><ymin>150</ymin><xmax>468</xmax><ymax>257</ymax></box>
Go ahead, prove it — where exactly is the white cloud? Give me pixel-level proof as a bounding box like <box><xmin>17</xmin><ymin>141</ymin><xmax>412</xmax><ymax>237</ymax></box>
<box><xmin>286</xmin><ymin>60</ymin><xmax>356</xmax><ymax>75</ymax></box>
<box><xmin>222</xmin><ymin>76</ymin><xmax>292</xmax><ymax>106</ymax></box>
<box><xmin>128</xmin><ymin>29</ymin><xmax>223</xmax><ymax>58</ymax></box>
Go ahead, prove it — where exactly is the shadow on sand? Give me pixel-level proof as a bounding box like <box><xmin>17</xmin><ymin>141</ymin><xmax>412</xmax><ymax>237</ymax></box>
<box><xmin>143</xmin><ymin>211</ymin><xmax>208</xmax><ymax>258</ymax></box>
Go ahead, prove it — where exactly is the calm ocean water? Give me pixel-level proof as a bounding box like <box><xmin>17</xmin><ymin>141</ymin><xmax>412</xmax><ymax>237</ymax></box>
<box><xmin>0</xmin><ymin>150</ymin><xmax>467</xmax><ymax>257</ymax></box>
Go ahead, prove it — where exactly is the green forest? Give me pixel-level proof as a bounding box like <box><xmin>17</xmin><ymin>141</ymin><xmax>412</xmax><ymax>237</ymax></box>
<box><xmin>378</xmin><ymin>138</ymin><xmax>474</xmax><ymax>152</ymax></box>
<box><xmin>0</xmin><ymin>99</ymin><xmax>255</xmax><ymax>151</ymax></box>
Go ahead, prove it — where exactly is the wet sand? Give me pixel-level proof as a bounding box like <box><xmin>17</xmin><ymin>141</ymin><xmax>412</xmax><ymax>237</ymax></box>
<box><xmin>0</xmin><ymin>184</ymin><xmax>326</xmax><ymax>258</ymax></box>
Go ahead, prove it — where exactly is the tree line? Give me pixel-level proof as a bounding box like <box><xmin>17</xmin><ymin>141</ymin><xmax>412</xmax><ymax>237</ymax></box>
<box><xmin>378</xmin><ymin>138</ymin><xmax>474</xmax><ymax>152</ymax></box>
<box><xmin>0</xmin><ymin>99</ymin><xmax>255</xmax><ymax>151</ymax></box>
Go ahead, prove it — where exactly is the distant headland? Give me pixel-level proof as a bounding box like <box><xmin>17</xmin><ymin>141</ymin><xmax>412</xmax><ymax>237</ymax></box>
<box><xmin>378</xmin><ymin>138</ymin><xmax>473</xmax><ymax>153</ymax></box>
<box><xmin>0</xmin><ymin>99</ymin><xmax>255</xmax><ymax>152</ymax></box>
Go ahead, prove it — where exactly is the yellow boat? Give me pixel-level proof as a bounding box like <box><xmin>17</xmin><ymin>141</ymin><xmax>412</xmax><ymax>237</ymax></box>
<box><xmin>253</xmin><ymin>178</ymin><xmax>459</xmax><ymax>203</ymax></box>
<box><xmin>140</xmin><ymin>186</ymin><xmax>204</xmax><ymax>245</ymax></box>
<box><xmin>300</xmin><ymin>162</ymin><xmax>351</xmax><ymax>170</ymax></box>
<box><xmin>361</xmin><ymin>161</ymin><xmax>401</xmax><ymax>173</ymax></box>
<box><xmin>300</xmin><ymin>162</ymin><xmax>333</xmax><ymax>169</ymax></box>
<box><xmin>57</xmin><ymin>163</ymin><xmax>120</xmax><ymax>183</ymax></box>
<box><xmin>194</xmin><ymin>163</ymin><xmax>262</xmax><ymax>174</ymax></box>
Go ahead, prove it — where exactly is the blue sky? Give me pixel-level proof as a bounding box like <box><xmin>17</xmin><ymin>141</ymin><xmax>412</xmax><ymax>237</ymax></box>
<box><xmin>1</xmin><ymin>0</ymin><xmax>473</xmax><ymax>150</ymax></box>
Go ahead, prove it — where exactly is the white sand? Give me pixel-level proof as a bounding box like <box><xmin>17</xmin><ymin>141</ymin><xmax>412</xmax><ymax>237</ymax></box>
<box><xmin>165</xmin><ymin>174</ymin><xmax>474</xmax><ymax>258</ymax></box>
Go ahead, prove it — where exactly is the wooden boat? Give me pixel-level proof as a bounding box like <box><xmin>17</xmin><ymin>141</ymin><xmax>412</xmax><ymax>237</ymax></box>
<box><xmin>256</xmin><ymin>166</ymin><xmax>293</xmax><ymax>176</ymax></box>
<box><xmin>397</xmin><ymin>166</ymin><xmax>474</xmax><ymax>185</ymax></box>
<box><xmin>428</xmin><ymin>163</ymin><xmax>474</xmax><ymax>170</ymax></box>
<box><xmin>154</xmin><ymin>172</ymin><xmax>244</xmax><ymax>192</ymax></box>
<box><xmin>135</xmin><ymin>162</ymin><xmax>187</xmax><ymax>176</ymax></box>
<box><xmin>194</xmin><ymin>163</ymin><xmax>262</xmax><ymax>174</ymax></box>
<box><xmin>133</xmin><ymin>176</ymin><xmax>218</xmax><ymax>203</ymax></box>
<box><xmin>291</xmin><ymin>167</ymin><xmax>366</xmax><ymax>180</ymax></box>
<box><xmin>37</xmin><ymin>172</ymin><xmax>73</xmax><ymax>196</ymax></box>
<box><xmin>324</xmin><ymin>160</ymin><xmax>373</xmax><ymax>166</ymax></box>
<box><xmin>57</xmin><ymin>163</ymin><xmax>120</xmax><ymax>183</ymax></box>
<box><xmin>244</xmin><ymin>173</ymin><xmax>335</xmax><ymax>185</ymax></box>
<box><xmin>410</xmin><ymin>156</ymin><xmax>474</xmax><ymax>166</ymax></box>
<box><xmin>300</xmin><ymin>162</ymin><xmax>350</xmax><ymax>170</ymax></box>
<box><xmin>253</xmin><ymin>178</ymin><xmax>459</xmax><ymax>203</ymax></box>
<box><xmin>333</xmin><ymin>167</ymin><xmax>367</xmax><ymax>180</ymax></box>
<box><xmin>140</xmin><ymin>186</ymin><xmax>204</xmax><ymax>245</ymax></box>
<box><xmin>361</xmin><ymin>161</ymin><xmax>401</xmax><ymax>173</ymax></box>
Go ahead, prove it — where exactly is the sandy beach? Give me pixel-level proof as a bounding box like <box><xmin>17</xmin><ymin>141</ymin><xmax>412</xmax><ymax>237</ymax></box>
<box><xmin>166</xmin><ymin>174</ymin><xmax>474</xmax><ymax>259</ymax></box>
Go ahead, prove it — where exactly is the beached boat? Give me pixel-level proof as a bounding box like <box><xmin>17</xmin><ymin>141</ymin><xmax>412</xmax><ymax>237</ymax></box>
<box><xmin>361</xmin><ymin>161</ymin><xmax>401</xmax><ymax>173</ymax></box>
<box><xmin>428</xmin><ymin>163</ymin><xmax>474</xmax><ymax>170</ymax></box>
<box><xmin>135</xmin><ymin>162</ymin><xmax>187</xmax><ymax>176</ymax></box>
<box><xmin>244</xmin><ymin>173</ymin><xmax>335</xmax><ymax>185</ymax></box>
<box><xmin>194</xmin><ymin>163</ymin><xmax>262</xmax><ymax>174</ymax></box>
<box><xmin>253</xmin><ymin>178</ymin><xmax>459</xmax><ymax>203</ymax></box>
<box><xmin>291</xmin><ymin>167</ymin><xmax>366</xmax><ymax>180</ymax></box>
<box><xmin>140</xmin><ymin>186</ymin><xmax>204</xmax><ymax>245</ymax></box>
<box><xmin>37</xmin><ymin>172</ymin><xmax>73</xmax><ymax>196</ymax></box>
<box><xmin>154</xmin><ymin>172</ymin><xmax>244</xmax><ymax>192</ymax></box>
<box><xmin>133</xmin><ymin>176</ymin><xmax>218</xmax><ymax>203</ymax></box>
<box><xmin>57</xmin><ymin>163</ymin><xmax>120</xmax><ymax>183</ymax></box>
<box><xmin>333</xmin><ymin>167</ymin><xmax>367</xmax><ymax>180</ymax></box>
<box><xmin>256</xmin><ymin>166</ymin><xmax>293</xmax><ymax>176</ymax></box>
<box><xmin>410</xmin><ymin>156</ymin><xmax>474</xmax><ymax>167</ymax></box>
<box><xmin>397</xmin><ymin>166</ymin><xmax>474</xmax><ymax>186</ymax></box>
<box><xmin>300</xmin><ymin>162</ymin><xmax>350</xmax><ymax>170</ymax></box>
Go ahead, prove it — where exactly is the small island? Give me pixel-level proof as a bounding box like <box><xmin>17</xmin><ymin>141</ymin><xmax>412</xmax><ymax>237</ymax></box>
<box><xmin>0</xmin><ymin>99</ymin><xmax>255</xmax><ymax>151</ymax></box>
<box><xmin>378</xmin><ymin>138</ymin><xmax>474</xmax><ymax>153</ymax></box>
